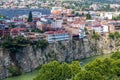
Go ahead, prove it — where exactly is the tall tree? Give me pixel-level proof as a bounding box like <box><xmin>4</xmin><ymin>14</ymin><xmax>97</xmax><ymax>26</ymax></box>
<box><xmin>27</xmin><ymin>11</ymin><xmax>33</xmax><ymax>22</ymax></box>
<box><xmin>86</xmin><ymin>13</ymin><xmax>91</xmax><ymax>19</ymax></box>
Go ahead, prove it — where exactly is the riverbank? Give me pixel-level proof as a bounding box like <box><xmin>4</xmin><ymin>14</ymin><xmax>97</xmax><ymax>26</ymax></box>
<box><xmin>3</xmin><ymin>54</ymin><xmax>111</xmax><ymax>80</ymax></box>
<box><xmin>3</xmin><ymin>70</ymin><xmax>39</xmax><ymax>80</ymax></box>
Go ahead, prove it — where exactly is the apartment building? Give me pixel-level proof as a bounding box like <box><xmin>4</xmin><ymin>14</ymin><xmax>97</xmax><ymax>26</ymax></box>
<box><xmin>45</xmin><ymin>30</ymin><xmax>70</xmax><ymax>43</ymax></box>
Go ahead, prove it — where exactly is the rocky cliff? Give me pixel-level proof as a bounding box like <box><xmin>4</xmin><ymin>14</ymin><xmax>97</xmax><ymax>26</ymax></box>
<box><xmin>0</xmin><ymin>38</ymin><xmax>116</xmax><ymax>79</ymax></box>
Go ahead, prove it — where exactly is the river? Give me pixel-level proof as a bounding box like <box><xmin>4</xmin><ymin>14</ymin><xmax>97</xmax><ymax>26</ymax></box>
<box><xmin>0</xmin><ymin>9</ymin><xmax>51</xmax><ymax>18</ymax></box>
<box><xmin>3</xmin><ymin>54</ymin><xmax>110</xmax><ymax>80</ymax></box>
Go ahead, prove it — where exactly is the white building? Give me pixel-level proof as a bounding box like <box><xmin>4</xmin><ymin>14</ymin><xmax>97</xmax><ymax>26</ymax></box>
<box><xmin>92</xmin><ymin>25</ymin><xmax>109</xmax><ymax>33</ymax></box>
<box><xmin>45</xmin><ymin>30</ymin><xmax>70</xmax><ymax>43</ymax></box>
<box><xmin>51</xmin><ymin>7</ymin><xmax>62</xmax><ymax>13</ymax></box>
<box><xmin>100</xmin><ymin>12</ymin><xmax>120</xmax><ymax>20</ymax></box>
<box><xmin>51</xmin><ymin>19</ymin><xmax>63</xmax><ymax>29</ymax></box>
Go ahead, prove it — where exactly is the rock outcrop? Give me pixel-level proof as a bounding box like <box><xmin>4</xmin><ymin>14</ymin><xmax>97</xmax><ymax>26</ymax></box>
<box><xmin>0</xmin><ymin>39</ymin><xmax>117</xmax><ymax>79</ymax></box>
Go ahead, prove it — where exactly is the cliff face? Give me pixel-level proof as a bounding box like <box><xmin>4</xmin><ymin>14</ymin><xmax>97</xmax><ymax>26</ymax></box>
<box><xmin>0</xmin><ymin>39</ymin><xmax>115</xmax><ymax>79</ymax></box>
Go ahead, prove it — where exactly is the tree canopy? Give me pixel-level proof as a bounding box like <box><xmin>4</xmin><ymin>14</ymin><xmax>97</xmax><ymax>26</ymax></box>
<box><xmin>34</xmin><ymin>52</ymin><xmax>120</xmax><ymax>80</ymax></box>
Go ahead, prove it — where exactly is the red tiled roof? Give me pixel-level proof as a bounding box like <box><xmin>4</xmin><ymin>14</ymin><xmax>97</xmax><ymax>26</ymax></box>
<box><xmin>10</xmin><ymin>28</ymin><xmax>26</xmax><ymax>32</ymax></box>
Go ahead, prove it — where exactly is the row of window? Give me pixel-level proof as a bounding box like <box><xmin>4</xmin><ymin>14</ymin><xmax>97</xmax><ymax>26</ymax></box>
<box><xmin>48</xmin><ymin>35</ymin><xmax>69</xmax><ymax>39</ymax></box>
<box><xmin>48</xmin><ymin>38</ymin><xmax>69</xmax><ymax>42</ymax></box>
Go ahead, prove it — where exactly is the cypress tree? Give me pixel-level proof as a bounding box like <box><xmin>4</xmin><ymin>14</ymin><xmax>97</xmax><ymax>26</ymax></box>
<box><xmin>86</xmin><ymin>13</ymin><xmax>91</xmax><ymax>19</ymax></box>
<box><xmin>27</xmin><ymin>11</ymin><xmax>33</xmax><ymax>22</ymax></box>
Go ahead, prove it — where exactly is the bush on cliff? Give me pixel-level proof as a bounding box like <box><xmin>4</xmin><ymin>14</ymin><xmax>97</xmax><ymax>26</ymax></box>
<box><xmin>35</xmin><ymin>39</ymin><xmax>49</xmax><ymax>50</ymax></box>
<box><xmin>8</xmin><ymin>66</ymin><xmax>22</xmax><ymax>76</ymax></box>
<box><xmin>1</xmin><ymin>36</ymin><xmax>30</xmax><ymax>53</ymax></box>
<box><xmin>1</xmin><ymin>36</ymin><xmax>49</xmax><ymax>53</ymax></box>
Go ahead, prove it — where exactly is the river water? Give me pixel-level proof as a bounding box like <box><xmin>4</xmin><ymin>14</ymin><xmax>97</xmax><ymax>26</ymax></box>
<box><xmin>0</xmin><ymin>8</ymin><xmax>51</xmax><ymax>18</ymax></box>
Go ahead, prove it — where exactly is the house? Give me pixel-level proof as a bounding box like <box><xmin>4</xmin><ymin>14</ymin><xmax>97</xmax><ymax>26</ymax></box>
<box><xmin>25</xmin><ymin>32</ymin><xmax>46</xmax><ymax>41</ymax></box>
<box><xmin>0</xmin><ymin>24</ymin><xmax>10</xmax><ymax>37</ymax></box>
<box><xmin>10</xmin><ymin>28</ymin><xmax>26</xmax><ymax>37</ymax></box>
<box><xmin>92</xmin><ymin>25</ymin><xmax>109</xmax><ymax>34</ymax></box>
<box><xmin>45</xmin><ymin>30</ymin><xmax>70</xmax><ymax>43</ymax></box>
<box><xmin>36</xmin><ymin>19</ymin><xmax>51</xmax><ymax>31</ymax></box>
<box><xmin>51</xmin><ymin>18</ymin><xmax>63</xmax><ymax>29</ymax></box>
<box><xmin>109</xmin><ymin>21</ymin><xmax>120</xmax><ymax>32</ymax></box>
<box><xmin>51</xmin><ymin>7</ymin><xmax>62</xmax><ymax>15</ymax></box>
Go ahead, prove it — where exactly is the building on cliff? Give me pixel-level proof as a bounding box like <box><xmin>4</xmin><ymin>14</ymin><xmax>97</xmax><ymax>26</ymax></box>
<box><xmin>45</xmin><ymin>30</ymin><xmax>70</xmax><ymax>43</ymax></box>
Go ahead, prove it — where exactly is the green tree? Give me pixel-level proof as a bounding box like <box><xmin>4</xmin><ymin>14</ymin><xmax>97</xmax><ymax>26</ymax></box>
<box><xmin>8</xmin><ymin>66</ymin><xmax>21</xmax><ymax>76</ymax></box>
<box><xmin>92</xmin><ymin>30</ymin><xmax>100</xmax><ymax>40</ymax></box>
<box><xmin>112</xmin><ymin>59</ymin><xmax>120</xmax><ymax>77</ymax></box>
<box><xmin>114</xmin><ymin>32</ymin><xmax>120</xmax><ymax>39</ymax></box>
<box><xmin>71</xmin><ymin>11</ymin><xmax>75</xmax><ymax>14</ymax></box>
<box><xmin>111</xmin><ymin>52</ymin><xmax>120</xmax><ymax>60</ymax></box>
<box><xmin>85</xmin><ymin>58</ymin><xmax>114</xmax><ymax>79</ymax></box>
<box><xmin>109</xmin><ymin>32</ymin><xmax>115</xmax><ymax>40</ymax></box>
<box><xmin>27</xmin><ymin>11</ymin><xmax>33</xmax><ymax>22</ymax></box>
<box><xmin>34</xmin><ymin>61</ymin><xmax>60</xmax><ymax>80</ymax></box>
<box><xmin>112</xmin><ymin>14</ymin><xmax>120</xmax><ymax>20</ymax></box>
<box><xmin>34</xmin><ymin>61</ymin><xmax>72</xmax><ymax>80</ymax></box>
<box><xmin>73</xmin><ymin>71</ymin><xmax>105</xmax><ymax>80</ymax></box>
<box><xmin>59</xmin><ymin>62</ymin><xmax>72</xmax><ymax>80</ymax></box>
<box><xmin>36</xmin><ymin>39</ymin><xmax>49</xmax><ymax>50</ymax></box>
<box><xmin>69</xmin><ymin>61</ymin><xmax>81</xmax><ymax>77</ymax></box>
<box><xmin>86</xmin><ymin>13</ymin><xmax>91</xmax><ymax>19</ymax></box>
<box><xmin>2</xmin><ymin>36</ymin><xmax>29</xmax><ymax>53</ymax></box>
<box><xmin>84</xmin><ymin>28</ymin><xmax>89</xmax><ymax>35</ymax></box>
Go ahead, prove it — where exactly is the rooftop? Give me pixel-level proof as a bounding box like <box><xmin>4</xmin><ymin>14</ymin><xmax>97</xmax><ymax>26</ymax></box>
<box><xmin>45</xmin><ymin>30</ymin><xmax>68</xmax><ymax>34</ymax></box>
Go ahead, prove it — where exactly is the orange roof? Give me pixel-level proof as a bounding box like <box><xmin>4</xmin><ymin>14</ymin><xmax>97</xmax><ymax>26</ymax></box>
<box><xmin>52</xmin><ymin>10</ymin><xmax>61</xmax><ymax>15</ymax></box>
<box><xmin>10</xmin><ymin>28</ymin><xmax>26</xmax><ymax>32</ymax></box>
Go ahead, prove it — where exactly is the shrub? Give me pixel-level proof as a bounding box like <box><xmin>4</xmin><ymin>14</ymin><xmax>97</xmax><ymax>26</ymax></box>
<box><xmin>8</xmin><ymin>66</ymin><xmax>22</xmax><ymax>76</ymax></box>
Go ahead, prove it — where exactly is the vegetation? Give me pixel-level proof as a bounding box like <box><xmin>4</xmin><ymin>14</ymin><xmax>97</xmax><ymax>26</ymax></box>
<box><xmin>109</xmin><ymin>32</ymin><xmax>120</xmax><ymax>40</ymax></box>
<box><xmin>3</xmin><ymin>54</ymin><xmax>111</xmax><ymax>80</ymax></box>
<box><xmin>111</xmin><ymin>52</ymin><xmax>120</xmax><ymax>60</ymax></box>
<box><xmin>86</xmin><ymin>13</ymin><xmax>92</xmax><ymax>19</ymax></box>
<box><xmin>27</xmin><ymin>11</ymin><xmax>33</xmax><ymax>22</ymax></box>
<box><xmin>1</xmin><ymin>36</ymin><xmax>48</xmax><ymax>52</ymax></box>
<box><xmin>109</xmin><ymin>33</ymin><xmax>115</xmax><ymax>40</ymax></box>
<box><xmin>84</xmin><ymin>28</ymin><xmax>89</xmax><ymax>35</ymax></box>
<box><xmin>35</xmin><ymin>39</ymin><xmax>49</xmax><ymax>50</ymax></box>
<box><xmin>112</xmin><ymin>14</ymin><xmax>120</xmax><ymax>20</ymax></box>
<box><xmin>109</xmin><ymin>32</ymin><xmax>120</xmax><ymax>47</ymax></box>
<box><xmin>34</xmin><ymin>52</ymin><xmax>120</xmax><ymax>80</ymax></box>
<box><xmin>8</xmin><ymin>66</ymin><xmax>22</xmax><ymax>76</ymax></box>
<box><xmin>31</xmin><ymin>29</ymin><xmax>44</xmax><ymax>33</ymax></box>
<box><xmin>33</xmin><ymin>61</ymin><xmax>81</xmax><ymax>80</ymax></box>
<box><xmin>92</xmin><ymin>30</ymin><xmax>100</xmax><ymax>40</ymax></box>
<box><xmin>1</xmin><ymin>36</ymin><xmax>30</xmax><ymax>53</ymax></box>
<box><xmin>0</xmin><ymin>14</ymin><xmax>6</xmax><ymax>19</ymax></box>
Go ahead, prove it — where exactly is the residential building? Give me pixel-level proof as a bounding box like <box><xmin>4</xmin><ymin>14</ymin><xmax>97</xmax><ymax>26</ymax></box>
<box><xmin>10</xmin><ymin>28</ymin><xmax>26</xmax><ymax>37</ymax></box>
<box><xmin>109</xmin><ymin>21</ymin><xmax>120</xmax><ymax>32</ymax></box>
<box><xmin>92</xmin><ymin>25</ymin><xmax>109</xmax><ymax>34</ymax></box>
<box><xmin>36</xmin><ymin>19</ymin><xmax>51</xmax><ymax>31</ymax></box>
<box><xmin>0</xmin><ymin>24</ymin><xmax>10</xmax><ymax>37</ymax></box>
<box><xmin>25</xmin><ymin>32</ymin><xmax>46</xmax><ymax>41</ymax></box>
<box><xmin>51</xmin><ymin>19</ymin><xmax>63</xmax><ymax>29</ymax></box>
<box><xmin>45</xmin><ymin>30</ymin><xmax>70</xmax><ymax>43</ymax></box>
